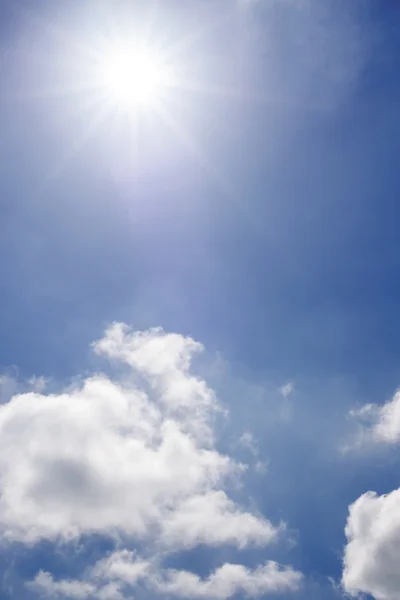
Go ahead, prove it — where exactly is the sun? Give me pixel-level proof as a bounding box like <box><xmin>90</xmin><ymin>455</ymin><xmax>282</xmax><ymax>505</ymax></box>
<box><xmin>98</xmin><ymin>44</ymin><xmax>172</xmax><ymax>110</ymax></box>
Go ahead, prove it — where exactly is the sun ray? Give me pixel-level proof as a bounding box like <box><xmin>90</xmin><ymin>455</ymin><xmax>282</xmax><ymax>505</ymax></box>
<box><xmin>162</xmin><ymin>7</ymin><xmax>235</xmax><ymax>63</ymax></box>
<box><xmin>152</xmin><ymin>100</ymin><xmax>261</xmax><ymax>231</ymax></box>
<box><xmin>13</xmin><ymin>0</ymin><xmax>102</xmax><ymax>63</ymax></box>
<box><xmin>37</xmin><ymin>101</ymin><xmax>111</xmax><ymax>197</ymax></box>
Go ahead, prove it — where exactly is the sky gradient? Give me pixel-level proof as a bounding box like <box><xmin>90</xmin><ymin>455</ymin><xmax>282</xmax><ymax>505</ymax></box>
<box><xmin>2</xmin><ymin>1</ymin><xmax>400</xmax><ymax>599</ymax></box>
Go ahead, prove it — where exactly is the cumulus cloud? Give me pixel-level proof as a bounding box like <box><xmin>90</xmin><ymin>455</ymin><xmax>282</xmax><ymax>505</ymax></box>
<box><xmin>342</xmin><ymin>489</ymin><xmax>400</xmax><ymax>600</ymax></box>
<box><xmin>30</xmin><ymin>553</ymin><xmax>302</xmax><ymax>600</ymax></box>
<box><xmin>365</xmin><ymin>390</ymin><xmax>400</xmax><ymax>444</ymax></box>
<box><xmin>0</xmin><ymin>323</ymin><xmax>301</xmax><ymax>599</ymax></box>
<box><xmin>92</xmin><ymin>550</ymin><xmax>150</xmax><ymax>585</ymax></box>
<box><xmin>151</xmin><ymin>561</ymin><xmax>302</xmax><ymax>599</ymax></box>
<box><xmin>28</xmin><ymin>571</ymin><xmax>125</xmax><ymax>600</ymax></box>
<box><xmin>93</xmin><ymin>323</ymin><xmax>218</xmax><ymax>442</ymax></box>
<box><xmin>349</xmin><ymin>389</ymin><xmax>400</xmax><ymax>446</ymax></box>
<box><xmin>160</xmin><ymin>490</ymin><xmax>279</xmax><ymax>549</ymax></box>
<box><xmin>343</xmin><ymin>390</ymin><xmax>400</xmax><ymax>598</ymax></box>
<box><xmin>28</xmin><ymin>571</ymin><xmax>97</xmax><ymax>599</ymax></box>
<box><xmin>0</xmin><ymin>325</ymin><xmax>253</xmax><ymax>545</ymax></box>
<box><xmin>0</xmin><ymin>374</ymin><xmax>231</xmax><ymax>543</ymax></box>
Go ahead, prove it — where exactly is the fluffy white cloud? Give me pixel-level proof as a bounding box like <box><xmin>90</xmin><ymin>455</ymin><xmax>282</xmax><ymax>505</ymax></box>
<box><xmin>342</xmin><ymin>489</ymin><xmax>400</xmax><ymax>600</ymax></box>
<box><xmin>160</xmin><ymin>490</ymin><xmax>278</xmax><ymax>549</ymax></box>
<box><xmin>366</xmin><ymin>390</ymin><xmax>400</xmax><ymax>443</ymax></box>
<box><xmin>343</xmin><ymin>391</ymin><xmax>400</xmax><ymax>599</ymax></box>
<box><xmin>347</xmin><ymin>390</ymin><xmax>400</xmax><ymax>451</ymax></box>
<box><xmin>93</xmin><ymin>324</ymin><xmax>216</xmax><ymax>442</ymax></box>
<box><xmin>0</xmin><ymin>324</ymin><xmax>301</xmax><ymax>599</ymax></box>
<box><xmin>30</xmin><ymin>553</ymin><xmax>302</xmax><ymax>600</ymax></box>
<box><xmin>0</xmin><ymin>374</ymin><xmax>233</xmax><ymax>543</ymax></box>
<box><xmin>0</xmin><ymin>324</ymin><xmax>277</xmax><ymax>546</ymax></box>
<box><xmin>151</xmin><ymin>561</ymin><xmax>302</xmax><ymax>599</ymax></box>
<box><xmin>29</xmin><ymin>552</ymin><xmax>149</xmax><ymax>599</ymax></box>
<box><xmin>28</xmin><ymin>571</ymin><xmax>125</xmax><ymax>600</ymax></box>
<box><xmin>28</xmin><ymin>572</ymin><xmax>97</xmax><ymax>599</ymax></box>
<box><xmin>92</xmin><ymin>550</ymin><xmax>150</xmax><ymax>585</ymax></box>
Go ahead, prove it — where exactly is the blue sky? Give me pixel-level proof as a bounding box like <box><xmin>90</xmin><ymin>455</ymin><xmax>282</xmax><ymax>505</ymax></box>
<box><xmin>2</xmin><ymin>1</ymin><xmax>400</xmax><ymax>600</ymax></box>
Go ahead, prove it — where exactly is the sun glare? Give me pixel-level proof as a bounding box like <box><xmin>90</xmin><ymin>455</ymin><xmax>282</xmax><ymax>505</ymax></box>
<box><xmin>99</xmin><ymin>45</ymin><xmax>171</xmax><ymax>109</ymax></box>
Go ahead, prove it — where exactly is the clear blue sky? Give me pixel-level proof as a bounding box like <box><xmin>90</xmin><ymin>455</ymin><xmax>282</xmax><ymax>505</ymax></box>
<box><xmin>1</xmin><ymin>2</ymin><xmax>400</xmax><ymax>600</ymax></box>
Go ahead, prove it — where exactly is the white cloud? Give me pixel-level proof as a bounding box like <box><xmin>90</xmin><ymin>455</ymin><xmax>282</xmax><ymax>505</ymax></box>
<box><xmin>367</xmin><ymin>390</ymin><xmax>400</xmax><ymax>443</ymax></box>
<box><xmin>92</xmin><ymin>324</ymin><xmax>217</xmax><ymax>442</ymax></box>
<box><xmin>0</xmin><ymin>373</ymin><xmax>233</xmax><ymax>543</ymax></box>
<box><xmin>27</xmin><ymin>571</ymin><xmax>125</xmax><ymax>600</ymax></box>
<box><xmin>96</xmin><ymin>582</ymin><xmax>125</xmax><ymax>600</ymax></box>
<box><xmin>151</xmin><ymin>561</ymin><xmax>302</xmax><ymax>599</ymax></box>
<box><xmin>238</xmin><ymin>432</ymin><xmax>259</xmax><ymax>456</ymax></box>
<box><xmin>1</xmin><ymin>324</ymin><xmax>265</xmax><ymax>545</ymax></box>
<box><xmin>160</xmin><ymin>490</ymin><xmax>278</xmax><ymax>549</ymax></box>
<box><xmin>30</xmin><ymin>554</ymin><xmax>302</xmax><ymax>600</ymax></box>
<box><xmin>28</xmin><ymin>571</ymin><xmax>97</xmax><ymax>599</ymax></box>
<box><xmin>342</xmin><ymin>489</ymin><xmax>400</xmax><ymax>600</ymax></box>
<box><xmin>279</xmin><ymin>382</ymin><xmax>294</xmax><ymax>399</ymax></box>
<box><xmin>27</xmin><ymin>375</ymin><xmax>48</xmax><ymax>393</ymax></box>
<box><xmin>348</xmin><ymin>390</ymin><xmax>400</xmax><ymax>447</ymax></box>
<box><xmin>343</xmin><ymin>390</ymin><xmax>400</xmax><ymax>598</ymax></box>
<box><xmin>28</xmin><ymin>552</ymin><xmax>149</xmax><ymax>599</ymax></box>
<box><xmin>92</xmin><ymin>550</ymin><xmax>150</xmax><ymax>585</ymax></box>
<box><xmin>0</xmin><ymin>324</ymin><xmax>302</xmax><ymax>599</ymax></box>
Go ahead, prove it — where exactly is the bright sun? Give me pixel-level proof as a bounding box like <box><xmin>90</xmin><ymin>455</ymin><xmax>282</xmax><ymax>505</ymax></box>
<box><xmin>99</xmin><ymin>45</ymin><xmax>171</xmax><ymax>109</ymax></box>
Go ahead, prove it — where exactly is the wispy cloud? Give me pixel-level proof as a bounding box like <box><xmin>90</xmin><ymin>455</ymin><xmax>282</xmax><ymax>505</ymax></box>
<box><xmin>279</xmin><ymin>382</ymin><xmax>294</xmax><ymax>399</ymax></box>
<box><xmin>237</xmin><ymin>0</ymin><xmax>373</xmax><ymax>111</ymax></box>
